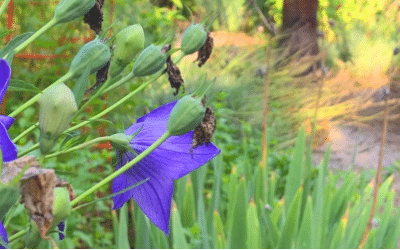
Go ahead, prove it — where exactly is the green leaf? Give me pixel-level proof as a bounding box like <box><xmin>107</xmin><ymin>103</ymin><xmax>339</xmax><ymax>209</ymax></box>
<box><xmin>284</xmin><ymin>127</ymin><xmax>305</xmax><ymax>215</ymax></box>
<box><xmin>134</xmin><ymin>202</ymin><xmax>151</xmax><ymax>249</ymax></box>
<box><xmin>0</xmin><ymin>32</ymin><xmax>33</xmax><ymax>64</ymax></box>
<box><xmin>182</xmin><ymin>176</ymin><xmax>196</xmax><ymax>227</ymax></box>
<box><xmin>213</xmin><ymin>210</ymin><xmax>227</xmax><ymax>249</ymax></box>
<box><xmin>171</xmin><ymin>200</ymin><xmax>189</xmax><ymax>249</ymax></box>
<box><xmin>117</xmin><ymin>203</ymin><xmax>130</xmax><ymax>249</ymax></box>
<box><xmin>277</xmin><ymin>187</ymin><xmax>303</xmax><ymax>248</ymax></box>
<box><xmin>312</xmin><ymin>145</ymin><xmax>330</xmax><ymax>248</ymax></box>
<box><xmin>296</xmin><ymin>196</ymin><xmax>313</xmax><ymax>248</ymax></box>
<box><xmin>246</xmin><ymin>199</ymin><xmax>261</xmax><ymax>248</ymax></box>
<box><xmin>8</xmin><ymin>79</ymin><xmax>41</xmax><ymax>93</ymax></box>
<box><xmin>227</xmin><ymin>176</ymin><xmax>247</xmax><ymax>249</ymax></box>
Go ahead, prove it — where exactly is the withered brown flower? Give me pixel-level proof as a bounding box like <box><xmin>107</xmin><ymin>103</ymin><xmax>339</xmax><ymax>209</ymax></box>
<box><xmin>194</xmin><ymin>32</ymin><xmax>214</xmax><ymax>67</ymax></box>
<box><xmin>191</xmin><ymin>106</ymin><xmax>216</xmax><ymax>155</ymax></box>
<box><xmin>83</xmin><ymin>0</ymin><xmax>104</xmax><ymax>34</ymax></box>
<box><xmin>162</xmin><ymin>44</ymin><xmax>185</xmax><ymax>95</ymax></box>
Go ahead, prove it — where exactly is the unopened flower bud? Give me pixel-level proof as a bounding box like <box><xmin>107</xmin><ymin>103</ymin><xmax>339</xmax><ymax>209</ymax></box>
<box><xmin>25</xmin><ymin>187</ymin><xmax>71</xmax><ymax>248</ymax></box>
<box><xmin>69</xmin><ymin>39</ymin><xmax>111</xmax><ymax>77</ymax></box>
<box><xmin>132</xmin><ymin>44</ymin><xmax>167</xmax><ymax>77</ymax></box>
<box><xmin>110</xmin><ymin>24</ymin><xmax>145</xmax><ymax>77</ymax></box>
<box><xmin>109</xmin><ymin>133</ymin><xmax>132</xmax><ymax>151</ymax></box>
<box><xmin>50</xmin><ymin>187</ymin><xmax>72</xmax><ymax>230</ymax></box>
<box><xmin>53</xmin><ymin>0</ymin><xmax>95</xmax><ymax>24</ymax></box>
<box><xmin>38</xmin><ymin>83</ymin><xmax>78</xmax><ymax>154</ymax></box>
<box><xmin>181</xmin><ymin>23</ymin><xmax>207</xmax><ymax>55</ymax></box>
<box><xmin>167</xmin><ymin>95</ymin><xmax>206</xmax><ymax>136</ymax></box>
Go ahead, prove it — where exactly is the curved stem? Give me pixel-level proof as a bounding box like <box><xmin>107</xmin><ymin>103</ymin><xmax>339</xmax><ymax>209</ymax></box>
<box><xmin>102</xmin><ymin>72</ymin><xmax>134</xmax><ymax>94</ymax></box>
<box><xmin>13</xmin><ymin>122</ymin><xmax>37</xmax><ymax>143</ymax></box>
<box><xmin>9</xmin><ymin>71</ymin><xmax>74</xmax><ymax>118</ymax></box>
<box><xmin>70</xmin><ymin>131</ymin><xmax>171</xmax><ymax>207</ymax></box>
<box><xmin>0</xmin><ymin>0</ymin><xmax>11</xmax><ymax>18</ymax></box>
<box><xmin>72</xmin><ymin>72</ymin><xmax>134</xmax><ymax>121</ymax></box>
<box><xmin>13</xmin><ymin>18</ymin><xmax>58</xmax><ymax>54</ymax></box>
<box><xmin>17</xmin><ymin>143</ymin><xmax>39</xmax><ymax>158</ymax></box>
<box><xmin>44</xmin><ymin>136</ymin><xmax>112</xmax><ymax>159</ymax></box>
<box><xmin>8</xmin><ymin>228</ymin><xmax>28</xmax><ymax>243</ymax></box>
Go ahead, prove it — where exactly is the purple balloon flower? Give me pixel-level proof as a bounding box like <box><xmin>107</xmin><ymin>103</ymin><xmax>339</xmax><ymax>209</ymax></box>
<box><xmin>0</xmin><ymin>220</ymin><xmax>8</xmax><ymax>249</ymax></box>
<box><xmin>112</xmin><ymin>101</ymin><xmax>220</xmax><ymax>235</ymax></box>
<box><xmin>0</xmin><ymin>58</ymin><xmax>17</xmax><ymax>162</ymax></box>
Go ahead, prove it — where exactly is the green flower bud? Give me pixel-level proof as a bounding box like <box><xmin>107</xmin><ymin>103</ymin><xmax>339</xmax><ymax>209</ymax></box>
<box><xmin>69</xmin><ymin>39</ymin><xmax>111</xmax><ymax>77</ymax></box>
<box><xmin>132</xmin><ymin>44</ymin><xmax>166</xmax><ymax>77</ymax></box>
<box><xmin>50</xmin><ymin>187</ymin><xmax>71</xmax><ymax>230</ymax></box>
<box><xmin>0</xmin><ymin>182</ymin><xmax>19</xmax><ymax>219</ymax></box>
<box><xmin>181</xmin><ymin>24</ymin><xmax>207</xmax><ymax>55</ymax></box>
<box><xmin>109</xmin><ymin>133</ymin><xmax>132</xmax><ymax>151</ymax></box>
<box><xmin>167</xmin><ymin>95</ymin><xmax>206</xmax><ymax>136</ymax></box>
<box><xmin>53</xmin><ymin>0</ymin><xmax>96</xmax><ymax>24</ymax></box>
<box><xmin>25</xmin><ymin>187</ymin><xmax>71</xmax><ymax>248</ymax></box>
<box><xmin>38</xmin><ymin>83</ymin><xmax>78</xmax><ymax>154</ymax></box>
<box><xmin>110</xmin><ymin>24</ymin><xmax>145</xmax><ymax>77</ymax></box>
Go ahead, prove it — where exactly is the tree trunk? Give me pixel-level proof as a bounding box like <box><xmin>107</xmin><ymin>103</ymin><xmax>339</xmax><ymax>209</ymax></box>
<box><xmin>280</xmin><ymin>0</ymin><xmax>320</xmax><ymax>74</ymax></box>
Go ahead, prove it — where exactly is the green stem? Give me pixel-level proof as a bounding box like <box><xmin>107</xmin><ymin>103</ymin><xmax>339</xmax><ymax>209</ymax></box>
<box><xmin>17</xmin><ymin>143</ymin><xmax>39</xmax><ymax>158</ymax></box>
<box><xmin>102</xmin><ymin>72</ymin><xmax>135</xmax><ymax>93</ymax></box>
<box><xmin>13</xmin><ymin>18</ymin><xmax>58</xmax><ymax>54</ymax></box>
<box><xmin>0</xmin><ymin>0</ymin><xmax>11</xmax><ymax>18</ymax></box>
<box><xmin>9</xmin><ymin>71</ymin><xmax>74</xmax><ymax>118</ymax></box>
<box><xmin>13</xmin><ymin>122</ymin><xmax>37</xmax><ymax>143</ymax></box>
<box><xmin>15</xmin><ymin>52</ymin><xmax>186</xmax><ymax>157</ymax></box>
<box><xmin>103</xmin><ymin>52</ymin><xmax>185</xmax><ymax>94</ymax></box>
<box><xmin>4</xmin><ymin>197</ymin><xmax>21</xmax><ymax>228</ymax></box>
<box><xmin>8</xmin><ymin>228</ymin><xmax>28</xmax><ymax>243</ymax></box>
<box><xmin>44</xmin><ymin>136</ymin><xmax>111</xmax><ymax>159</ymax></box>
<box><xmin>70</xmin><ymin>131</ymin><xmax>171</xmax><ymax>207</ymax></box>
<box><xmin>72</xmin><ymin>72</ymin><xmax>134</xmax><ymax>121</ymax></box>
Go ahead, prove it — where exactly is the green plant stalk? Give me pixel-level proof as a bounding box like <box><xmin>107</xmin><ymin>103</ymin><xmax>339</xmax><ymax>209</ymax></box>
<box><xmin>17</xmin><ymin>143</ymin><xmax>39</xmax><ymax>158</ymax></box>
<box><xmin>9</xmin><ymin>71</ymin><xmax>74</xmax><ymax>118</ymax></box>
<box><xmin>0</xmin><ymin>0</ymin><xmax>11</xmax><ymax>18</ymax></box>
<box><xmin>13</xmin><ymin>123</ymin><xmax>36</xmax><ymax>143</ymax></box>
<box><xmin>4</xmin><ymin>197</ymin><xmax>21</xmax><ymax>228</ymax></box>
<box><xmin>70</xmin><ymin>131</ymin><xmax>171</xmax><ymax>207</ymax></box>
<box><xmin>13</xmin><ymin>18</ymin><xmax>58</xmax><ymax>55</ymax></box>
<box><xmin>72</xmin><ymin>72</ymin><xmax>133</xmax><ymax>121</ymax></box>
<box><xmin>44</xmin><ymin>136</ymin><xmax>113</xmax><ymax>159</ymax></box>
<box><xmin>8</xmin><ymin>228</ymin><xmax>28</xmax><ymax>243</ymax></box>
<box><xmin>103</xmin><ymin>52</ymin><xmax>185</xmax><ymax>94</ymax></box>
<box><xmin>16</xmin><ymin>52</ymin><xmax>186</xmax><ymax>159</ymax></box>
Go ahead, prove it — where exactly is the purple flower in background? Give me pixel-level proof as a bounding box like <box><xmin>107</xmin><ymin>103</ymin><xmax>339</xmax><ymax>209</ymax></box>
<box><xmin>112</xmin><ymin>101</ymin><xmax>220</xmax><ymax>235</ymax></box>
<box><xmin>0</xmin><ymin>58</ymin><xmax>17</xmax><ymax>162</ymax></box>
<box><xmin>0</xmin><ymin>220</ymin><xmax>8</xmax><ymax>249</ymax></box>
<box><xmin>58</xmin><ymin>220</ymin><xmax>65</xmax><ymax>240</ymax></box>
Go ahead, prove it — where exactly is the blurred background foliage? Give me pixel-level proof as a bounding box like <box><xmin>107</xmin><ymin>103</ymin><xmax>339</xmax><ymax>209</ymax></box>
<box><xmin>3</xmin><ymin>0</ymin><xmax>400</xmax><ymax>248</ymax></box>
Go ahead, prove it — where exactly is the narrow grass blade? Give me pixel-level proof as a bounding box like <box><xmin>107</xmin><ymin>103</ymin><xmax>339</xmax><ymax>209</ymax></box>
<box><xmin>213</xmin><ymin>210</ymin><xmax>227</xmax><ymax>249</ymax></box>
<box><xmin>296</xmin><ymin>196</ymin><xmax>313</xmax><ymax>248</ymax></box>
<box><xmin>171</xmin><ymin>200</ymin><xmax>189</xmax><ymax>249</ymax></box>
<box><xmin>182</xmin><ymin>176</ymin><xmax>196</xmax><ymax>228</ymax></box>
<box><xmin>133</xmin><ymin>203</ymin><xmax>150</xmax><ymax>249</ymax></box>
<box><xmin>277</xmin><ymin>187</ymin><xmax>303</xmax><ymax>248</ymax></box>
<box><xmin>284</xmin><ymin>127</ymin><xmax>305</xmax><ymax>216</ymax></box>
<box><xmin>246</xmin><ymin>198</ymin><xmax>261</xmax><ymax>248</ymax></box>
<box><xmin>227</xmin><ymin>176</ymin><xmax>247</xmax><ymax>249</ymax></box>
<box><xmin>117</xmin><ymin>203</ymin><xmax>130</xmax><ymax>249</ymax></box>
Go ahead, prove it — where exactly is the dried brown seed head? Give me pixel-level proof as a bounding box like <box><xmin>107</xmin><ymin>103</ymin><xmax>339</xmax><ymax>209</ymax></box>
<box><xmin>191</xmin><ymin>106</ymin><xmax>216</xmax><ymax>155</ymax></box>
<box><xmin>167</xmin><ymin>56</ymin><xmax>185</xmax><ymax>95</ymax></box>
<box><xmin>194</xmin><ymin>32</ymin><xmax>214</xmax><ymax>67</ymax></box>
<box><xmin>83</xmin><ymin>0</ymin><xmax>104</xmax><ymax>34</ymax></box>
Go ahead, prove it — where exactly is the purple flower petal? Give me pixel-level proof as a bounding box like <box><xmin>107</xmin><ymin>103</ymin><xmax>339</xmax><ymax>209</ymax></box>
<box><xmin>113</xmin><ymin>152</ymin><xmax>174</xmax><ymax>235</ymax></box>
<box><xmin>0</xmin><ymin>121</ymin><xmax>17</xmax><ymax>162</ymax></box>
<box><xmin>0</xmin><ymin>220</ymin><xmax>8</xmax><ymax>249</ymax></box>
<box><xmin>0</xmin><ymin>115</ymin><xmax>14</xmax><ymax>130</ymax></box>
<box><xmin>0</xmin><ymin>59</ymin><xmax>11</xmax><ymax>102</ymax></box>
<box><xmin>113</xmin><ymin>100</ymin><xmax>220</xmax><ymax>235</ymax></box>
